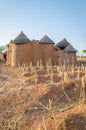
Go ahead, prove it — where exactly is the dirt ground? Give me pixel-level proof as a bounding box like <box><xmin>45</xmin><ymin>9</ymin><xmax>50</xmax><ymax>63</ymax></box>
<box><xmin>0</xmin><ymin>62</ymin><xmax>86</xmax><ymax>130</ymax></box>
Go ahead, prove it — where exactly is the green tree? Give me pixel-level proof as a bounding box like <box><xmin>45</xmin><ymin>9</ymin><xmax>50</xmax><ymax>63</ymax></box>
<box><xmin>82</xmin><ymin>50</ymin><xmax>86</xmax><ymax>58</ymax></box>
<box><xmin>82</xmin><ymin>50</ymin><xmax>86</xmax><ymax>54</ymax></box>
<box><xmin>0</xmin><ymin>45</ymin><xmax>6</xmax><ymax>54</ymax></box>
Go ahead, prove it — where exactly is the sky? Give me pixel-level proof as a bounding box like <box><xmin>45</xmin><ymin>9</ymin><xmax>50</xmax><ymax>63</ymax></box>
<box><xmin>0</xmin><ymin>0</ymin><xmax>86</xmax><ymax>53</ymax></box>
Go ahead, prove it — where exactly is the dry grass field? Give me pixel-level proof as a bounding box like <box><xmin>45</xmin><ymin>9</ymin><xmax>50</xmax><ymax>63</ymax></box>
<box><xmin>0</xmin><ymin>61</ymin><xmax>86</xmax><ymax>130</ymax></box>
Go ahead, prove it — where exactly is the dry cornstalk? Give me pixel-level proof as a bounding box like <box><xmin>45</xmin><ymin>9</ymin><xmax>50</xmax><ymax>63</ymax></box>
<box><xmin>42</xmin><ymin>116</ymin><xmax>47</xmax><ymax>130</ymax></box>
<box><xmin>47</xmin><ymin>65</ymin><xmax>50</xmax><ymax>75</ymax></box>
<box><xmin>63</xmin><ymin>72</ymin><xmax>68</xmax><ymax>82</ymax></box>
<box><xmin>34</xmin><ymin>71</ymin><xmax>38</xmax><ymax>85</ymax></box>
<box><xmin>36</xmin><ymin>60</ymin><xmax>40</xmax><ymax>68</ymax></box>
<box><xmin>39</xmin><ymin>59</ymin><xmax>43</xmax><ymax>70</ymax></box>
<box><xmin>71</xmin><ymin>66</ymin><xmax>74</xmax><ymax>75</ymax></box>
<box><xmin>79</xmin><ymin>77</ymin><xmax>86</xmax><ymax>104</ymax></box>
<box><xmin>77</xmin><ymin>68</ymin><xmax>80</xmax><ymax>79</ymax></box>
<box><xmin>50</xmin><ymin>70</ymin><xmax>54</xmax><ymax>84</ymax></box>
<box><xmin>39</xmin><ymin>99</ymin><xmax>52</xmax><ymax>112</ymax></box>
<box><xmin>58</xmin><ymin>68</ymin><xmax>62</xmax><ymax>77</ymax></box>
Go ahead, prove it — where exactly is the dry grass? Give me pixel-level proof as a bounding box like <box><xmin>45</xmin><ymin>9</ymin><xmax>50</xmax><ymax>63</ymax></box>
<box><xmin>0</xmin><ymin>61</ymin><xmax>86</xmax><ymax>130</ymax></box>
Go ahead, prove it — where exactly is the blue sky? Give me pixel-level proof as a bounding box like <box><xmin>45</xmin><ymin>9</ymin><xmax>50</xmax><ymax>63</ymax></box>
<box><xmin>0</xmin><ymin>0</ymin><xmax>86</xmax><ymax>53</ymax></box>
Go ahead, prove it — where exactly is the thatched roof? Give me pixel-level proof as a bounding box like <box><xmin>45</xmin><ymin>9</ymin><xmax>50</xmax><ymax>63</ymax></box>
<box><xmin>13</xmin><ymin>31</ymin><xmax>31</xmax><ymax>43</ymax></box>
<box><xmin>64</xmin><ymin>44</ymin><xmax>77</xmax><ymax>52</ymax></box>
<box><xmin>55</xmin><ymin>38</ymin><xmax>70</xmax><ymax>49</ymax></box>
<box><xmin>39</xmin><ymin>35</ymin><xmax>55</xmax><ymax>44</ymax></box>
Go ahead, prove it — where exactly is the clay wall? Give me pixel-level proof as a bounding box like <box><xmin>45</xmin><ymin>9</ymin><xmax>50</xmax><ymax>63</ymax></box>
<box><xmin>53</xmin><ymin>46</ymin><xmax>77</xmax><ymax>65</ymax></box>
<box><xmin>39</xmin><ymin>44</ymin><xmax>54</xmax><ymax>65</ymax></box>
<box><xmin>64</xmin><ymin>52</ymin><xmax>77</xmax><ymax>65</ymax></box>
<box><xmin>11</xmin><ymin>43</ymin><xmax>32</xmax><ymax>66</ymax></box>
<box><xmin>53</xmin><ymin>49</ymin><xmax>65</xmax><ymax>65</ymax></box>
<box><xmin>6</xmin><ymin>43</ymin><xmax>12</xmax><ymax>65</ymax></box>
<box><xmin>31</xmin><ymin>42</ymin><xmax>41</xmax><ymax>65</ymax></box>
<box><xmin>6</xmin><ymin>42</ymin><xmax>77</xmax><ymax>66</ymax></box>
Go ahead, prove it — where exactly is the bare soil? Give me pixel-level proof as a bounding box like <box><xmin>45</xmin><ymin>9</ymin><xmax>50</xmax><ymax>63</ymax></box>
<box><xmin>0</xmin><ymin>63</ymin><xmax>86</xmax><ymax>130</ymax></box>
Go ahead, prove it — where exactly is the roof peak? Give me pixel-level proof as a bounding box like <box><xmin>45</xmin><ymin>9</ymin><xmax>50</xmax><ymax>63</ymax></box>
<box><xmin>55</xmin><ymin>38</ymin><xmax>70</xmax><ymax>48</ymax></box>
<box><xmin>61</xmin><ymin>38</ymin><xmax>69</xmax><ymax>42</ymax></box>
<box><xmin>20</xmin><ymin>31</ymin><xmax>24</xmax><ymax>34</ymax></box>
<box><xmin>13</xmin><ymin>31</ymin><xmax>31</xmax><ymax>44</ymax></box>
<box><xmin>64</xmin><ymin>44</ymin><xmax>77</xmax><ymax>52</ymax></box>
<box><xmin>39</xmin><ymin>35</ymin><xmax>55</xmax><ymax>44</ymax></box>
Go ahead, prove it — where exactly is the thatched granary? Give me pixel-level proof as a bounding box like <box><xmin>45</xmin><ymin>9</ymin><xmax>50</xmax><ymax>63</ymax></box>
<box><xmin>6</xmin><ymin>32</ymin><xmax>77</xmax><ymax>66</ymax></box>
<box><xmin>64</xmin><ymin>44</ymin><xmax>77</xmax><ymax>64</ymax></box>
<box><xmin>7</xmin><ymin>32</ymin><xmax>32</xmax><ymax>66</ymax></box>
<box><xmin>39</xmin><ymin>35</ymin><xmax>55</xmax><ymax>64</ymax></box>
<box><xmin>54</xmin><ymin>38</ymin><xmax>77</xmax><ymax>65</ymax></box>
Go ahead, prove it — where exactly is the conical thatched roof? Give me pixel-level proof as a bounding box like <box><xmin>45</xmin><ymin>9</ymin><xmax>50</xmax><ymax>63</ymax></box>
<box><xmin>13</xmin><ymin>31</ymin><xmax>31</xmax><ymax>43</ymax></box>
<box><xmin>55</xmin><ymin>38</ymin><xmax>70</xmax><ymax>48</ymax></box>
<box><xmin>39</xmin><ymin>35</ymin><xmax>55</xmax><ymax>44</ymax></box>
<box><xmin>64</xmin><ymin>44</ymin><xmax>77</xmax><ymax>52</ymax></box>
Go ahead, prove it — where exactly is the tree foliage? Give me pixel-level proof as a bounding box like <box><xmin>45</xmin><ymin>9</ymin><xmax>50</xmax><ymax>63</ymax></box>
<box><xmin>82</xmin><ymin>50</ymin><xmax>86</xmax><ymax>54</ymax></box>
<box><xmin>0</xmin><ymin>45</ymin><xmax>6</xmax><ymax>54</ymax></box>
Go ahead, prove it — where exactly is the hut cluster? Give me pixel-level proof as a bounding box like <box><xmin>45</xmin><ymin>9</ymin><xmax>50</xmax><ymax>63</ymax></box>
<box><xmin>6</xmin><ymin>31</ymin><xmax>77</xmax><ymax>66</ymax></box>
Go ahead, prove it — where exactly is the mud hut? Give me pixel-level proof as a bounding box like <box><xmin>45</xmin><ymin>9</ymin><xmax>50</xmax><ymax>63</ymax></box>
<box><xmin>6</xmin><ymin>33</ymin><xmax>55</xmax><ymax>66</ymax></box>
<box><xmin>64</xmin><ymin>44</ymin><xmax>77</xmax><ymax>64</ymax></box>
<box><xmin>39</xmin><ymin>35</ymin><xmax>55</xmax><ymax>64</ymax></box>
<box><xmin>7</xmin><ymin>31</ymin><xmax>31</xmax><ymax>66</ymax></box>
<box><xmin>6</xmin><ymin>32</ymin><xmax>77</xmax><ymax>66</ymax></box>
<box><xmin>54</xmin><ymin>38</ymin><xmax>77</xmax><ymax>65</ymax></box>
